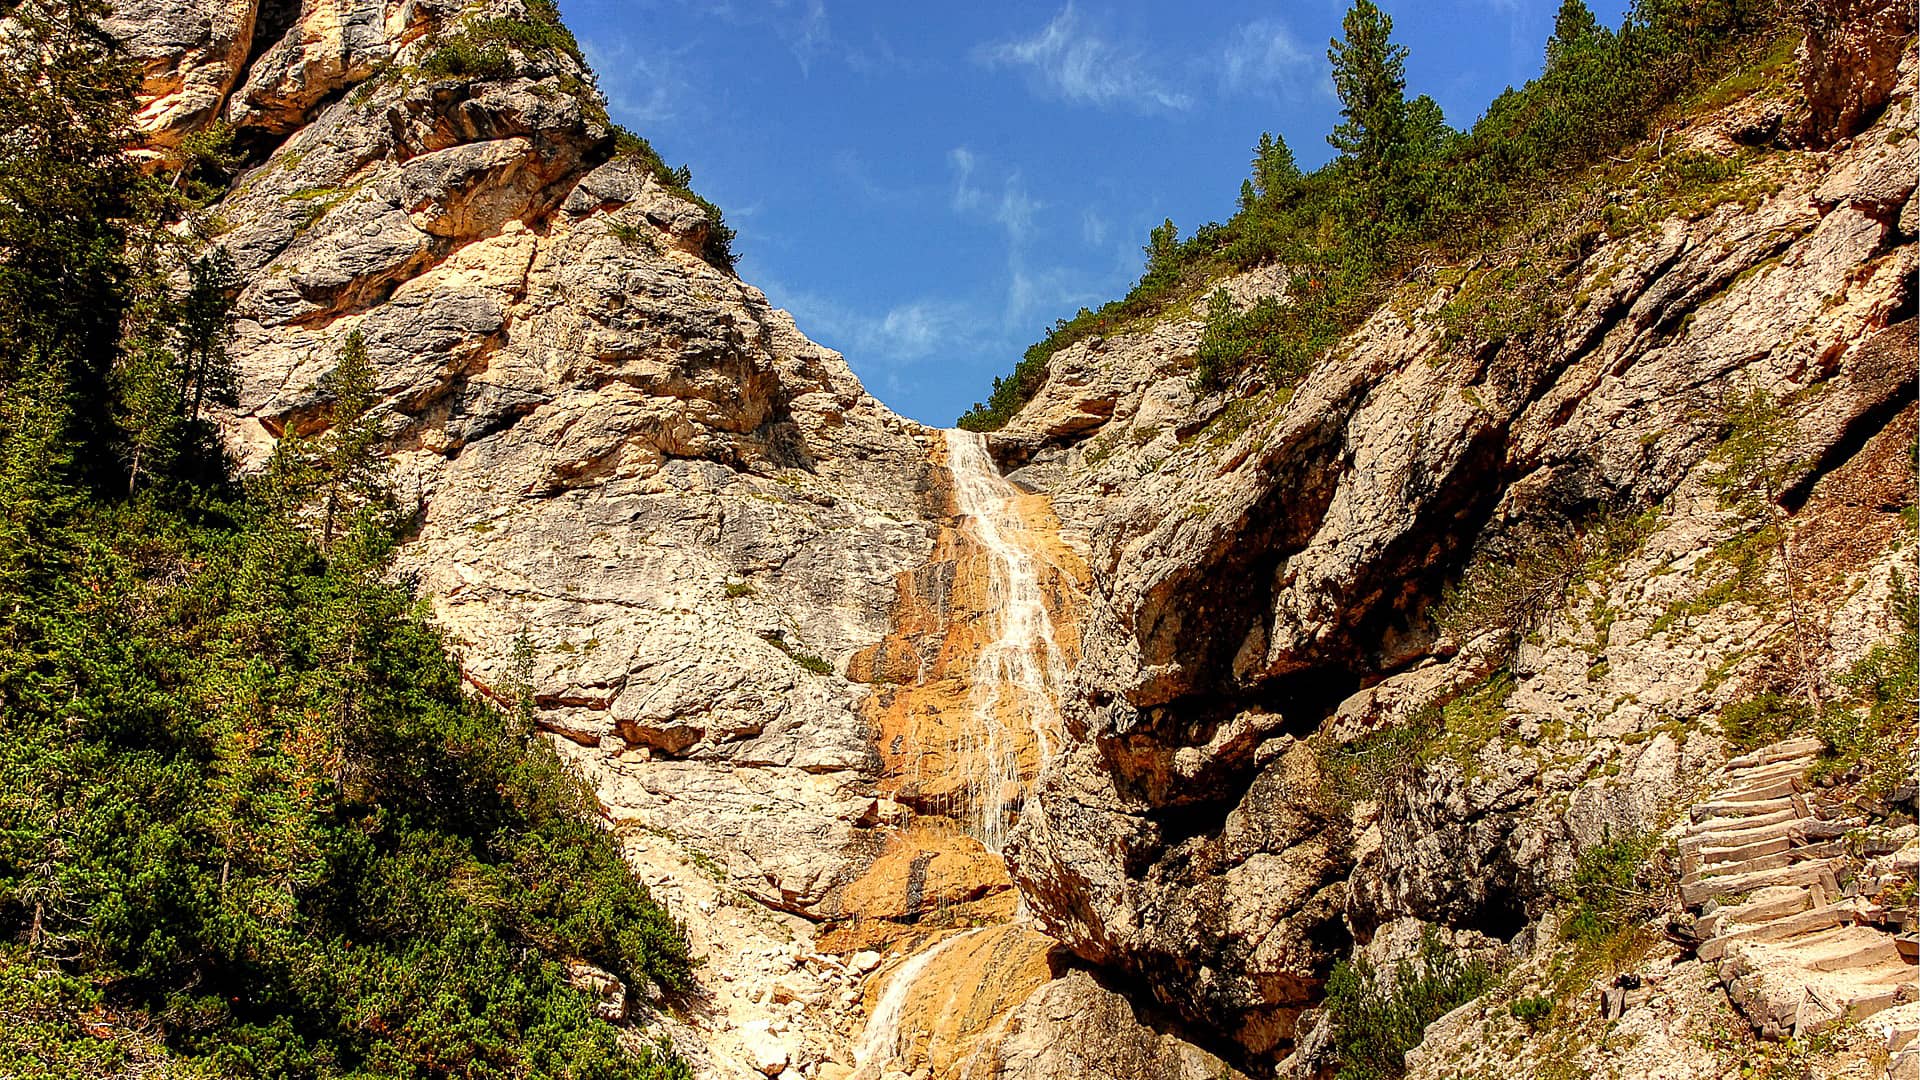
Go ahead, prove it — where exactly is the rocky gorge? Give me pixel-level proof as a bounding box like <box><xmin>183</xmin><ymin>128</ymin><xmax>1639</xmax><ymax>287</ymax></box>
<box><xmin>100</xmin><ymin>0</ymin><xmax>1920</xmax><ymax>1078</ymax></box>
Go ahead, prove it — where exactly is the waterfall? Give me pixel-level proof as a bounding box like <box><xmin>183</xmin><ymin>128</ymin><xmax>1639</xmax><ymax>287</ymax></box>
<box><xmin>852</xmin><ymin>927</ymin><xmax>993</xmax><ymax>1076</ymax></box>
<box><xmin>941</xmin><ymin>429</ymin><xmax>1070</xmax><ymax>853</ymax></box>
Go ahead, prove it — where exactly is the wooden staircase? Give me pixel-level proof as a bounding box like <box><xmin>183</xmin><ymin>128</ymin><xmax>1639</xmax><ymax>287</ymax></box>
<box><xmin>1679</xmin><ymin>737</ymin><xmax>1918</xmax><ymax>1077</ymax></box>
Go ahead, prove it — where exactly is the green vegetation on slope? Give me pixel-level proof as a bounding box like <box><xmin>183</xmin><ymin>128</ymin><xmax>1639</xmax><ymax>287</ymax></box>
<box><xmin>0</xmin><ymin>2</ymin><xmax>692</xmax><ymax>1076</ymax></box>
<box><xmin>609</xmin><ymin>127</ymin><xmax>739</xmax><ymax>272</ymax></box>
<box><xmin>958</xmin><ymin>0</ymin><xmax>1778</xmax><ymax>429</ymax></box>
<box><xmin>1322</xmin><ymin>929</ymin><xmax>1493</xmax><ymax>1080</ymax></box>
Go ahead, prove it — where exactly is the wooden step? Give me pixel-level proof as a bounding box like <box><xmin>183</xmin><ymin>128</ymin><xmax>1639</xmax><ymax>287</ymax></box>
<box><xmin>1699</xmin><ymin>885</ymin><xmax>1815</xmax><ymax>937</ymax></box>
<box><xmin>1690</xmin><ymin>796</ymin><xmax>1800</xmax><ymax>824</ymax></box>
<box><xmin>1728</xmin><ymin>755</ymin><xmax>1815</xmax><ymax>780</ymax></box>
<box><xmin>1685</xmin><ymin>805</ymin><xmax>1804</xmax><ymax>838</ymax></box>
<box><xmin>1794</xmin><ymin>926</ymin><xmax>1905</xmax><ymax>972</ymax></box>
<box><xmin>1689</xmin><ymin>834</ymin><xmax>1789</xmax><ymax>876</ymax></box>
<box><xmin>1699</xmin><ymin>905</ymin><xmax>1851</xmax><ymax>961</ymax></box>
<box><xmin>1716</xmin><ymin>763</ymin><xmax>1812</xmax><ymax>797</ymax></box>
<box><xmin>1681</xmin><ymin>858</ymin><xmax>1842</xmax><ymax>907</ymax></box>
<box><xmin>1684</xmin><ymin>840</ymin><xmax>1842</xmax><ymax>886</ymax></box>
<box><xmin>1685</xmin><ymin>850</ymin><xmax>1798</xmax><ymax>885</ymax></box>
<box><xmin>1727</xmin><ymin>737</ymin><xmax>1824</xmax><ymax>769</ymax></box>
<box><xmin>1716</xmin><ymin>775</ymin><xmax>1802</xmax><ymax>804</ymax></box>
<box><xmin>1682</xmin><ymin>816</ymin><xmax>1804</xmax><ymax>855</ymax></box>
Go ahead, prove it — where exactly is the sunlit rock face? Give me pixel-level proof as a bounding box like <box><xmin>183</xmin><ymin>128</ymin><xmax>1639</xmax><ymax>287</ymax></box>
<box><xmin>997</xmin><ymin>20</ymin><xmax>1917</xmax><ymax>1065</ymax></box>
<box><xmin>112</xmin><ymin>0</ymin><xmax>1253</xmax><ymax>1075</ymax></box>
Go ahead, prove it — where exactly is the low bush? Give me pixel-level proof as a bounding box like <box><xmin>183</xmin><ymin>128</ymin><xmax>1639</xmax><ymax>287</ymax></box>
<box><xmin>1814</xmin><ymin>579</ymin><xmax>1918</xmax><ymax>798</ymax></box>
<box><xmin>608</xmin><ymin>127</ymin><xmax>737</xmax><ymax>271</ymax></box>
<box><xmin>1561</xmin><ymin>829</ymin><xmax>1674</xmax><ymax>948</ymax></box>
<box><xmin>420</xmin><ymin>3</ymin><xmax>583</xmax><ymax>80</ymax></box>
<box><xmin>1509</xmin><ymin>994</ymin><xmax>1554</xmax><ymax>1030</ymax></box>
<box><xmin>1717</xmin><ymin>691</ymin><xmax>1812</xmax><ymax>748</ymax></box>
<box><xmin>1323</xmin><ymin>930</ymin><xmax>1494</xmax><ymax>1080</ymax></box>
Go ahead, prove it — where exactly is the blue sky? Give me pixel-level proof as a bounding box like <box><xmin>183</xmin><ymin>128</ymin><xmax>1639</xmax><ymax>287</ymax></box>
<box><xmin>563</xmin><ymin>0</ymin><xmax>1627</xmax><ymax>426</ymax></box>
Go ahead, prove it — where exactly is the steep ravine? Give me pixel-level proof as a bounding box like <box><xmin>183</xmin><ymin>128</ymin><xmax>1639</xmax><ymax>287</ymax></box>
<box><xmin>115</xmin><ymin>0</ymin><xmax>1916</xmax><ymax>1077</ymax></box>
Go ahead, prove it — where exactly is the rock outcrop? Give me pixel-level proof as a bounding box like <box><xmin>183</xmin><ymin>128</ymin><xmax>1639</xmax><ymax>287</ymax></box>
<box><xmin>1000</xmin><ymin>21</ymin><xmax>1918</xmax><ymax>1070</ymax></box>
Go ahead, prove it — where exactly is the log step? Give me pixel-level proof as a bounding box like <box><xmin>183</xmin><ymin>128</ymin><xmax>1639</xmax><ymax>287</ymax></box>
<box><xmin>1681</xmin><ymin>858</ymin><xmax>1842</xmax><ymax>907</ymax></box>
<box><xmin>1699</xmin><ymin>886</ymin><xmax>1814</xmax><ymax>937</ymax></box>
<box><xmin>1793</xmin><ymin>926</ymin><xmax>1906</xmax><ymax>972</ymax></box>
<box><xmin>1689</xmin><ymin>796</ymin><xmax>1799</xmax><ymax>824</ymax></box>
<box><xmin>1685</xmin><ymin>805</ymin><xmax>1804</xmax><ymax>838</ymax></box>
<box><xmin>1682</xmin><ymin>816</ymin><xmax>1806</xmax><ymax>856</ymax></box>
<box><xmin>1726</xmin><ymin>737</ymin><xmax>1824</xmax><ymax>769</ymax></box>
<box><xmin>1698</xmin><ymin>904</ymin><xmax>1851</xmax><ymax>961</ymax></box>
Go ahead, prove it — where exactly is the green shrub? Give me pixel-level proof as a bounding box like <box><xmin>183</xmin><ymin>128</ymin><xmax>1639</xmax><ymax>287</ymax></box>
<box><xmin>1815</xmin><ymin>578</ymin><xmax>1919</xmax><ymax>797</ymax></box>
<box><xmin>606</xmin><ymin>126</ymin><xmax>736</xmax><ymax>271</ymax></box>
<box><xmin>421</xmin><ymin>35</ymin><xmax>514</xmax><ymax>79</ymax></box>
<box><xmin>1192</xmin><ymin>288</ymin><xmax>1328</xmax><ymax>393</ymax></box>
<box><xmin>1717</xmin><ymin>691</ymin><xmax>1811</xmax><ymax>748</ymax></box>
<box><xmin>1435</xmin><ymin>526</ymin><xmax>1586</xmax><ymax>650</ymax></box>
<box><xmin>420</xmin><ymin>5</ymin><xmax>583</xmax><ymax>80</ymax></box>
<box><xmin>1510</xmin><ymin>994</ymin><xmax>1555</xmax><ymax>1030</ymax></box>
<box><xmin>1317</xmin><ymin>670</ymin><xmax>1514</xmax><ymax>805</ymax></box>
<box><xmin>1324</xmin><ymin>930</ymin><xmax>1494</xmax><ymax>1080</ymax></box>
<box><xmin>760</xmin><ymin>632</ymin><xmax>833</xmax><ymax>675</ymax></box>
<box><xmin>1561</xmin><ymin>830</ymin><xmax>1674</xmax><ymax>947</ymax></box>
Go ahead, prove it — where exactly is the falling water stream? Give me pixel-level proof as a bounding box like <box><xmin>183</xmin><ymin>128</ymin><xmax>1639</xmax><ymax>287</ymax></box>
<box><xmin>939</xmin><ymin>428</ymin><xmax>1070</xmax><ymax>853</ymax></box>
<box><xmin>852</xmin><ymin>926</ymin><xmax>995</xmax><ymax>1074</ymax></box>
<box><xmin>851</xmin><ymin>431</ymin><xmax>1074</xmax><ymax>1078</ymax></box>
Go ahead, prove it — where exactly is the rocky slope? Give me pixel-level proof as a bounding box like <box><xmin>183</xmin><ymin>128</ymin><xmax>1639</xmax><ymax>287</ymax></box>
<box><xmin>995</xmin><ymin>13</ymin><xmax>1919</xmax><ymax>1077</ymax></box>
<box><xmin>111</xmin><ymin>0</ymin><xmax>1916</xmax><ymax>1078</ymax></box>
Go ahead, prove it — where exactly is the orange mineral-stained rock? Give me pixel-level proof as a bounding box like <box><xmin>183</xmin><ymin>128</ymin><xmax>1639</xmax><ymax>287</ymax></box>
<box><xmin>827</xmin><ymin>824</ymin><xmax>1018</xmax><ymax>951</ymax></box>
<box><xmin>852</xmin><ymin>433</ymin><xmax>1086</xmax><ymax>844</ymax></box>
<box><xmin>851</xmin><ymin>923</ymin><xmax>1058</xmax><ymax>1080</ymax></box>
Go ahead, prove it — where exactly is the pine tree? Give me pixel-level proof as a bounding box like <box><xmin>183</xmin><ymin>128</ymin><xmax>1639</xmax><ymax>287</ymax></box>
<box><xmin>1142</xmin><ymin>217</ymin><xmax>1181</xmax><ymax>285</ymax></box>
<box><xmin>1327</xmin><ymin>0</ymin><xmax>1410</xmax><ymax>173</ymax></box>
<box><xmin>0</xmin><ymin>0</ymin><xmax>145</xmax><ymax>487</ymax></box>
<box><xmin>1547</xmin><ymin>0</ymin><xmax>1603</xmax><ymax>67</ymax></box>
<box><xmin>1250</xmin><ymin>131</ymin><xmax>1301</xmax><ymax>203</ymax></box>
<box><xmin>118</xmin><ymin>251</ymin><xmax>237</xmax><ymax>493</ymax></box>
<box><xmin>254</xmin><ymin>330</ymin><xmax>392</xmax><ymax>547</ymax></box>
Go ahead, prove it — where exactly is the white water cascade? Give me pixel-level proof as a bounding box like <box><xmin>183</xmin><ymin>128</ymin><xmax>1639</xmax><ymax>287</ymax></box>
<box><xmin>851</xmin><ymin>927</ymin><xmax>993</xmax><ymax>1075</ymax></box>
<box><xmin>940</xmin><ymin>428</ymin><xmax>1071</xmax><ymax>853</ymax></box>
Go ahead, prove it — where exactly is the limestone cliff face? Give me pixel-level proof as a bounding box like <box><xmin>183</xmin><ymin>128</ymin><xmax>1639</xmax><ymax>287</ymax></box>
<box><xmin>115</xmin><ymin>0</ymin><xmax>938</xmax><ymax>924</ymax></box>
<box><xmin>112</xmin><ymin>2</ymin><xmax>1243</xmax><ymax>1077</ymax></box>
<box><xmin>997</xmin><ymin>19</ymin><xmax>1918</xmax><ymax>1072</ymax></box>
<box><xmin>114</xmin><ymin>0</ymin><xmax>1917</xmax><ymax>1076</ymax></box>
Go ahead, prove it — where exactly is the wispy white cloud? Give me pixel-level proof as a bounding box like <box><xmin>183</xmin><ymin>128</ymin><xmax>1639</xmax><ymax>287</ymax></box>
<box><xmin>949</xmin><ymin>147</ymin><xmax>1040</xmax><ymax>237</ymax></box>
<box><xmin>944</xmin><ymin>146</ymin><xmax>1108</xmax><ymax>331</ymax></box>
<box><xmin>1080</xmin><ymin>208</ymin><xmax>1107</xmax><ymax>247</ymax></box>
<box><xmin>631</xmin><ymin>0</ymin><xmax>838</xmax><ymax>75</ymax></box>
<box><xmin>1219</xmin><ymin>18</ymin><xmax>1326</xmax><ymax>101</ymax></box>
<box><xmin>578</xmin><ymin>36</ymin><xmax>697</xmax><ymax>129</ymax></box>
<box><xmin>976</xmin><ymin>3</ymin><xmax>1192</xmax><ymax>113</ymax></box>
<box><xmin>784</xmin><ymin>0</ymin><xmax>831</xmax><ymax>74</ymax></box>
